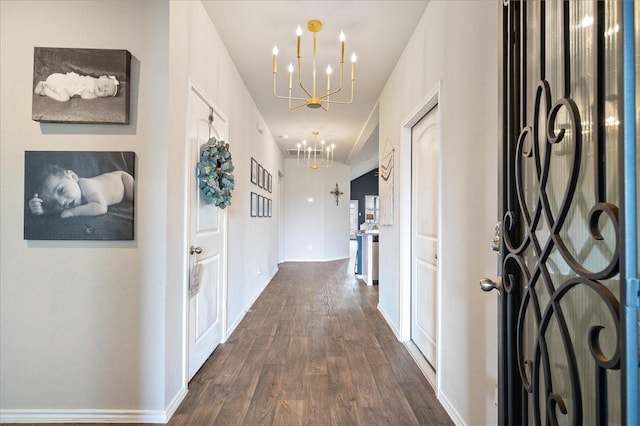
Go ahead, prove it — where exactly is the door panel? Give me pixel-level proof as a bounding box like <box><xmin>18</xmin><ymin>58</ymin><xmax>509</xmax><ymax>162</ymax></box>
<box><xmin>188</xmin><ymin>86</ymin><xmax>227</xmax><ymax>380</ymax></box>
<box><xmin>195</xmin><ymin>254</ymin><xmax>220</xmax><ymax>340</ymax></box>
<box><xmin>411</xmin><ymin>105</ymin><xmax>439</xmax><ymax>369</ymax></box>
<box><xmin>499</xmin><ymin>1</ymin><xmax>628</xmax><ymax>424</ymax></box>
<box><xmin>415</xmin><ymin>260</ymin><xmax>437</xmax><ymax>363</ymax></box>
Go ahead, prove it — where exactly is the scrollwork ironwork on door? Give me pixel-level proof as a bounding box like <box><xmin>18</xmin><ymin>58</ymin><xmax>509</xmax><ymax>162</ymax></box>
<box><xmin>502</xmin><ymin>2</ymin><xmax>622</xmax><ymax>423</ymax></box>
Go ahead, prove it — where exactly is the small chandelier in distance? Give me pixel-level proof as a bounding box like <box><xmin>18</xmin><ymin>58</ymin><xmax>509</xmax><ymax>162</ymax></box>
<box><xmin>297</xmin><ymin>131</ymin><xmax>335</xmax><ymax>169</ymax></box>
<box><xmin>272</xmin><ymin>19</ymin><xmax>356</xmax><ymax>111</ymax></box>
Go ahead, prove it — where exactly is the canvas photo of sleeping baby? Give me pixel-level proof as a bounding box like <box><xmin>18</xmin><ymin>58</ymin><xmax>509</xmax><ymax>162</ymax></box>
<box><xmin>31</xmin><ymin>47</ymin><xmax>131</xmax><ymax>124</ymax></box>
<box><xmin>24</xmin><ymin>151</ymin><xmax>135</xmax><ymax>241</ymax></box>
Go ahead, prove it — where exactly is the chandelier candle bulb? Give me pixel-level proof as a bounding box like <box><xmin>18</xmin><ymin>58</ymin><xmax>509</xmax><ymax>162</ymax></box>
<box><xmin>351</xmin><ymin>53</ymin><xmax>357</xmax><ymax>81</ymax></box>
<box><xmin>272</xmin><ymin>46</ymin><xmax>278</xmax><ymax>73</ymax></box>
<box><xmin>296</xmin><ymin>26</ymin><xmax>302</xmax><ymax>58</ymax></box>
<box><xmin>340</xmin><ymin>31</ymin><xmax>345</xmax><ymax>62</ymax></box>
<box><xmin>288</xmin><ymin>63</ymin><xmax>294</xmax><ymax>89</ymax></box>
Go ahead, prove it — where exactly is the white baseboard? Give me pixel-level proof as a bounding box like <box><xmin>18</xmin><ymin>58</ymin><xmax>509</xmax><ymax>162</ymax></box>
<box><xmin>0</xmin><ymin>408</ymin><xmax>169</xmax><ymax>424</ymax></box>
<box><xmin>164</xmin><ymin>385</ymin><xmax>188</xmax><ymax>423</ymax></box>
<box><xmin>377</xmin><ymin>308</ymin><xmax>466</xmax><ymax>426</ymax></box>
<box><xmin>437</xmin><ymin>391</ymin><xmax>467</xmax><ymax>426</ymax></box>
<box><xmin>400</xmin><ymin>343</ymin><xmax>466</xmax><ymax>426</ymax></box>
<box><xmin>376</xmin><ymin>303</ymin><xmax>400</xmax><ymax>339</ymax></box>
<box><xmin>403</xmin><ymin>340</ymin><xmax>436</xmax><ymax>390</ymax></box>
<box><xmin>282</xmin><ymin>256</ymin><xmax>350</xmax><ymax>263</ymax></box>
<box><xmin>225</xmin><ymin>265</ymin><xmax>279</xmax><ymax>338</ymax></box>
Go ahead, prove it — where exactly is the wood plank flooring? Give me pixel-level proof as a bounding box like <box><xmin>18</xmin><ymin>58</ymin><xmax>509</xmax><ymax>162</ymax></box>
<box><xmin>8</xmin><ymin>256</ymin><xmax>453</xmax><ymax>425</ymax></box>
<box><xmin>170</xmin><ymin>258</ymin><xmax>453</xmax><ymax>425</ymax></box>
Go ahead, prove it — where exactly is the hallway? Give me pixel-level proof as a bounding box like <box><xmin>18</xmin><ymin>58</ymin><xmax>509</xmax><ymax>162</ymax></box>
<box><xmin>170</xmin><ymin>259</ymin><xmax>453</xmax><ymax>425</ymax></box>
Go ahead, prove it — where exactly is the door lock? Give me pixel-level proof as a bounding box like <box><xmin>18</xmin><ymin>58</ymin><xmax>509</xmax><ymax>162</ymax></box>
<box><xmin>491</xmin><ymin>221</ymin><xmax>501</xmax><ymax>252</ymax></box>
<box><xmin>190</xmin><ymin>245</ymin><xmax>203</xmax><ymax>255</ymax></box>
<box><xmin>479</xmin><ymin>276</ymin><xmax>501</xmax><ymax>293</ymax></box>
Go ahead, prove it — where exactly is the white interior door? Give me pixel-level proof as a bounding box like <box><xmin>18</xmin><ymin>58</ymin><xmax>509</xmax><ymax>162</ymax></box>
<box><xmin>187</xmin><ymin>85</ymin><xmax>227</xmax><ymax>380</ymax></box>
<box><xmin>411</xmin><ymin>105</ymin><xmax>439</xmax><ymax>370</ymax></box>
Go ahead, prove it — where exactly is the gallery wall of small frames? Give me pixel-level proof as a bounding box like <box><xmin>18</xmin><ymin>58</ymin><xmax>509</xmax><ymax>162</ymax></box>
<box><xmin>250</xmin><ymin>157</ymin><xmax>272</xmax><ymax>217</ymax></box>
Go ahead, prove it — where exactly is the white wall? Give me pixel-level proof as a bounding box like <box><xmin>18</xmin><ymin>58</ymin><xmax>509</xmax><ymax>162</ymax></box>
<box><xmin>166</xmin><ymin>0</ymin><xmax>283</xmax><ymax>410</ymax></box>
<box><xmin>377</xmin><ymin>2</ymin><xmax>499</xmax><ymax>425</ymax></box>
<box><xmin>1</xmin><ymin>0</ymin><xmax>282</xmax><ymax>422</ymax></box>
<box><xmin>283</xmin><ymin>159</ymin><xmax>350</xmax><ymax>261</ymax></box>
<box><xmin>0</xmin><ymin>0</ymin><xmax>170</xmax><ymax>420</ymax></box>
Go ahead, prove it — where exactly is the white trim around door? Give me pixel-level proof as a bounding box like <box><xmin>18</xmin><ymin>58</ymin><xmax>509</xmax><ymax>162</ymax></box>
<box><xmin>398</xmin><ymin>82</ymin><xmax>442</xmax><ymax>392</ymax></box>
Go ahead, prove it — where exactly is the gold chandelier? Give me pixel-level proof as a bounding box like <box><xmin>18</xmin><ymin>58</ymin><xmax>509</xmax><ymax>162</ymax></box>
<box><xmin>272</xmin><ymin>19</ymin><xmax>356</xmax><ymax>111</ymax></box>
<box><xmin>296</xmin><ymin>131</ymin><xmax>335</xmax><ymax>169</ymax></box>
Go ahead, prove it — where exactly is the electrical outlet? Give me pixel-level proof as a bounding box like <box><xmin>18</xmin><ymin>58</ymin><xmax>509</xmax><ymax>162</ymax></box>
<box><xmin>257</xmin><ymin>267</ymin><xmax>261</xmax><ymax>276</ymax></box>
<box><xmin>307</xmin><ymin>244</ymin><xmax>313</xmax><ymax>251</ymax></box>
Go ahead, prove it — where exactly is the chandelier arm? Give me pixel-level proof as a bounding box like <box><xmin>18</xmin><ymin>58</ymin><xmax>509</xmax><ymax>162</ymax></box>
<box><xmin>333</xmin><ymin>61</ymin><xmax>346</xmax><ymax>94</ymax></box>
<box><xmin>317</xmin><ymin>85</ymin><xmax>347</xmax><ymax>101</ymax></box>
<box><xmin>316</xmin><ymin>61</ymin><xmax>346</xmax><ymax>104</ymax></box>
<box><xmin>273</xmin><ymin>73</ymin><xmax>310</xmax><ymax>101</ymax></box>
<box><xmin>273</xmin><ymin>92</ymin><xmax>311</xmax><ymax>102</ymax></box>
<box><xmin>311</xmin><ymin>32</ymin><xmax>317</xmax><ymax>99</ymax></box>
<box><xmin>288</xmin><ymin>101</ymin><xmax>309</xmax><ymax>110</ymax></box>
<box><xmin>322</xmin><ymin>81</ymin><xmax>355</xmax><ymax>105</ymax></box>
<box><xmin>297</xmin><ymin>57</ymin><xmax>313</xmax><ymax>99</ymax></box>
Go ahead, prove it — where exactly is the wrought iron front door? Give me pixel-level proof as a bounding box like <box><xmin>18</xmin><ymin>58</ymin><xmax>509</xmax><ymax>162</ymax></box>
<box><xmin>499</xmin><ymin>1</ymin><xmax>631</xmax><ymax>424</ymax></box>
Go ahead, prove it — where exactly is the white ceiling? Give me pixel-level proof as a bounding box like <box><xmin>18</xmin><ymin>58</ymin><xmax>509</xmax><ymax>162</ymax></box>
<box><xmin>202</xmin><ymin>1</ymin><xmax>428</xmax><ymax>178</ymax></box>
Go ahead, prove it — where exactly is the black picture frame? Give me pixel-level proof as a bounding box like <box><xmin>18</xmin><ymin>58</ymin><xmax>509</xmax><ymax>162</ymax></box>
<box><xmin>267</xmin><ymin>198</ymin><xmax>272</xmax><ymax>217</ymax></box>
<box><xmin>32</xmin><ymin>47</ymin><xmax>132</xmax><ymax>124</ymax></box>
<box><xmin>250</xmin><ymin>192</ymin><xmax>257</xmax><ymax>217</ymax></box>
<box><xmin>258</xmin><ymin>164</ymin><xmax>264</xmax><ymax>188</ymax></box>
<box><xmin>267</xmin><ymin>172</ymin><xmax>272</xmax><ymax>193</ymax></box>
<box><xmin>257</xmin><ymin>194</ymin><xmax>264</xmax><ymax>217</ymax></box>
<box><xmin>24</xmin><ymin>151</ymin><xmax>135</xmax><ymax>240</ymax></box>
<box><xmin>251</xmin><ymin>157</ymin><xmax>258</xmax><ymax>185</ymax></box>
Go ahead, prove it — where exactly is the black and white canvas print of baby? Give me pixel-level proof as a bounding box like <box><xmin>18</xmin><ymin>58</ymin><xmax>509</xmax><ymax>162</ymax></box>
<box><xmin>24</xmin><ymin>151</ymin><xmax>135</xmax><ymax>241</ymax></box>
<box><xmin>31</xmin><ymin>47</ymin><xmax>131</xmax><ymax>124</ymax></box>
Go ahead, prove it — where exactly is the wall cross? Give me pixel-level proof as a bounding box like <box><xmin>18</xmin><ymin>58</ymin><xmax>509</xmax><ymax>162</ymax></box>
<box><xmin>330</xmin><ymin>183</ymin><xmax>343</xmax><ymax>206</ymax></box>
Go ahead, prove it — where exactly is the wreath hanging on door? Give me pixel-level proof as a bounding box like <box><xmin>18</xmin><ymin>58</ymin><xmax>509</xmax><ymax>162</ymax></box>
<box><xmin>197</xmin><ymin>137</ymin><xmax>235</xmax><ymax>208</ymax></box>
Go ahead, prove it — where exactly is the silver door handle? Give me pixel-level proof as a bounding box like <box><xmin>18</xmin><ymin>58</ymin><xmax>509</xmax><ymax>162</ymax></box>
<box><xmin>190</xmin><ymin>245</ymin><xmax>202</xmax><ymax>255</ymax></box>
<box><xmin>479</xmin><ymin>277</ymin><xmax>501</xmax><ymax>293</ymax></box>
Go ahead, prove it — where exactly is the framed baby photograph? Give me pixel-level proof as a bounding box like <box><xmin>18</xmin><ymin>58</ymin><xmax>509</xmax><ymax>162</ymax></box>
<box><xmin>24</xmin><ymin>151</ymin><xmax>135</xmax><ymax>241</ymax></box>
<box><xmin>31</xmin><ymin>47</ymin><xmax>132</xmax><ymax>124</ymax></box>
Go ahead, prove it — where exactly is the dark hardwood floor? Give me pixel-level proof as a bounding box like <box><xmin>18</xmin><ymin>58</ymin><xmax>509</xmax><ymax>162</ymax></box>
<box><xmin>10</xmin><ymin>256</ymin><xmax>453</xmax><ymax>425</ymax></box>
<box><xmin>169</xmin><ymin>258</ymin><xmax>453</xmax><ymax>425</ymax></box>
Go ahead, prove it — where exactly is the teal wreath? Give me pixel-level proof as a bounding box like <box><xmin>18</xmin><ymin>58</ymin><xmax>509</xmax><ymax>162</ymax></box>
<box><xmin>197</xmin><ymin>137</ymin><xmax>235</xmax><ymax>208</ymax></box>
